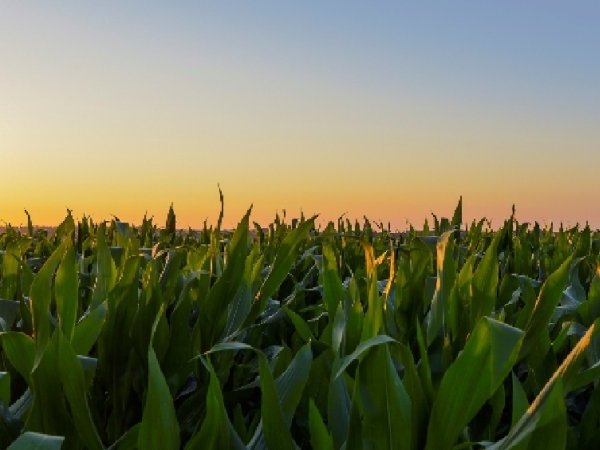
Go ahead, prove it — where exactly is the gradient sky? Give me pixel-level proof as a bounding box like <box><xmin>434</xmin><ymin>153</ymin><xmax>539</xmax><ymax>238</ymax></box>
<box><xmin>2</xmin><ymin>2</ymin><xmax>599</xmax><ymax>229</ymax></box>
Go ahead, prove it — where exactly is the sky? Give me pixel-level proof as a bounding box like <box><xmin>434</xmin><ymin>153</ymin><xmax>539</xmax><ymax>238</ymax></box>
<box><xmin>1</xmin><ymin>2</ymin><xmax>599</xmax><ymax>229</ymax></box>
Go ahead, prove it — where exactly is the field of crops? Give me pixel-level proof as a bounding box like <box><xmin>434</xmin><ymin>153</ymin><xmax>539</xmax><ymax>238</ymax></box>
<box><xmin>0</xmin><ymin>200</ymin><xmax>599</xmax><ymax>449</ymax></box>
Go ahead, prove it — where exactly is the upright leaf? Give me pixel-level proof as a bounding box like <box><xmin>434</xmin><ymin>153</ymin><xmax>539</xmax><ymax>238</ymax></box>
<box><xmin>357</xmin><ymin>345</ymin><xmax>412</xmax><ymax>450</ymax></box>
<box><xmin>56</xmin><ymin>332</ymin><xmax>104</xmax><ymax>450</ymax></box>
<box><xmin>471</xmin><ymin>232</ymin><xmax>500</xmax><ymax>325</ymax></box>
<box><xmin>30</xmin><ymin>240</ymin><xmax>69</xmax><ymax>354</ymax></box>
<box><xmin>425</xmin><ymin>318</ymin><xmax>524</xmax><ymax>450</ymax></box>
<box><xmin>55</xmin><ymin>244</ymin><xmax>78</xmax><ymax>341</ymax></box>
<box><xmin>92</xmin><ymin>225</ymin><xmax>117</xmax><ymax>309</ymax></box>
<box><xmin>258</xmin><ymin>355</ymin><xmax>295</xmax><ymax>450</ymax></box>
<box><xmin>490</xmin><ymin>320</ymin><xmax>598</xmax><ymax>450</ymax></box>
<box><xmin>186</xmin><ymin>359</ymin><xmax>244</xmax><ymax>450</ymax></box>
<box><xmin>138</xmin><ymin>348</ymin><xmax>180</xmax><ymax>450</ymax></box>
<box><xmin>309</xmin><ymin>399</ymin><xmax>334</xmax><ymax>450</ymax></box>
<box><xmin>255</xmin><ymin>216</ymin><xmax>316</xmax><ymax>306</ymax></box>
<box><xmin>0</xmin><ymin>372</ymin><xmax>10</xmax><ymax>405</ymax></box>
<box><xmin>426</xmin><ymin>231</ymin><xmax>456</xmax><ymax>346</ymax></box>
<box><xmin>519</xmin><ymin>255</ymin><xmax>573</xmax><ymax>359</ymax></box>
<box><xmin>322</xmin><ymin>243</ymin><xmax>345</xmax><ymax>318</ymax></box>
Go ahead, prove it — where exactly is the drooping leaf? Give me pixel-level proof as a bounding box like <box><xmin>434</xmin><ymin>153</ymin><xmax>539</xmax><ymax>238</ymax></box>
<box><xmin>0</xmin><ymin>332</ymin><xmax>35</xmax><ymax>384</ymax></box>
<box><xmin>334</xmin><ymin>335</ymin><xmax>396</xmax><ymax>380</ymax></box>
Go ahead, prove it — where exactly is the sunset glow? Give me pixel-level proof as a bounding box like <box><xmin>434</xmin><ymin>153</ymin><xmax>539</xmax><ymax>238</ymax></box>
<box><xmin>2</xmin><ymin>2</ymin><xmax>599</xmax><ymax>228</ymax></box>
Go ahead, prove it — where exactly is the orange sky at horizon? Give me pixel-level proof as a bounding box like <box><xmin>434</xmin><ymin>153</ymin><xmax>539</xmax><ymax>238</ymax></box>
<box><xmin>2</xmin><ymin>190</ymin><xmax>598</xmax><ymax>231</ymax></box>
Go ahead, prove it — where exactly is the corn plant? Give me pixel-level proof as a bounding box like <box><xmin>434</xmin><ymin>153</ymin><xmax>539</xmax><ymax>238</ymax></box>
<box><xmin>0</xmin><ymin>199</ymin><xmax>599</xmax><ymax>449</ymax></box>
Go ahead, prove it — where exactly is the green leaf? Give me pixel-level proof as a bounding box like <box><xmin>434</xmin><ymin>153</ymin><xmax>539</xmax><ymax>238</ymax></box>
<box><xmin>345</xmin><ymin>294</ymin><xmax>364</xmax><ymax>356</ymax></box>
<box><xmin>248</xmin><ymin>344</ymin><xmax>313</xmax><ymax>450</ymax></box>
<box><xmin>256</xmin><ymin>216</ymin><xmax>316</xmax><ymax>305</ymax></box>
<box><xmin>138</xmin><ymin>347</ymin><xmax>180</xmax><ymax>450</ymax></box>
<box><xmin>511</xmin><ymin>373</ymin><xmax>528</xmax><ymax>428</ymax></box>
<box><xmin>283</xmin><ymin>306</ymin><xmax>315</xmax><ymax>343</ymax></box>
<box><xmin>56</xmin><ymin>332</ymin><xmax>103</xmax><ymax>450</ymax></box>
<box><xmin>519</xmin><ymin>255</ymin><xmax>573</xmax><ymax>359</ymax></box>
<box><xmin>471</xmin><ymin>232</ymin><xmax>500</xmax><ymax>325</ymax></box>
<box><xmin>578</xmin><ymin>267</ymin><xmax>600</xmax><ymax>326</ymax></box>
<box><xmin>72</xmin><ymin>303</ymin><xmax>107</xmax><ymax>355</ymax></box>
<box><xmin>55</xmin><ymin>244</ymin><xmax>78</xmax><ymax>341</ymax></box>
<box><xmin>257</xmin><ymin>354</ymin><xmax>295</xmax><ymax>450</ymax></box>
<box><xmin>322</xmin><ymin>243</ymin><xmax>345</xmax><ymax>318</ymax></box>
<box><xmin>26</xmin><ymin>333</ymin><xmax>71</xmax><ymax>438</ymax></box>
<box><xmin>30</xmin><ymin>240</ymin><xmax>69</xmax><ymax>354</ymax></box>
<box><xmin>276</xmin><ymin>343</ymin><xmax>313</xmax><ymax>424</ymax></box>
<box><xmin>490</xmin><ymin>320</ymin><xmax>598</xmax><ymax>450</ymax></box>
<box><xmin>223</xmin><ymin>246</ymin><xmax>263</xmax><ymax>338</ymax></box>
<box><xmin>360</xmin><ymin>241</ymin><xmax>384</xmax><ymax>340</ymax></box>
<box><xmin>0</xmin><ymin>372</ymin><xmax>10</xmax><ymax>405</ymax></box>
<box><xmin>346</xmin><ymin>373</ymin><xmax>364</xmax><ymax>450</ymax></box>
<box><xmin>451</xmin><ymin>196</ymin><xmax>462</xmax><ymax>229</ymax></box>
<box><xmin>1</xmin><ymin>248</ymin><xmax>20</xmax><ymax>301</ymax></box>
<box><xmin>579</xmin><ymin>384</ymin><xmax>600</xmax><ymax>448</ymax></box>
<box><xmin>107</xmin><ymin>424</ymin><xmax>140</xmax><ymax>450</ymax></box>
<box><xmin>570</xmin><ymin>360</ymin><xmax>600</xmax><ymax>392</ymax></box>
<box><xmin>490</xmin><ymin>381</ymin><xmax>566</xmax><ymax>450</ymax></box>
<box><xmin>0</xmin><ymin>299</ymin><xmax>19</xmax><ymax>332</ymax></box>
<box><xmin>334</xmin><ymin>335</ymin><xmax>396</xmax><ymax>380</ymax></box>
<box><xmin>331</xmin><ymin>303</ymin><xmax>346</xmax><ymax>356</ymax></box>
<box><xmin>395</xmin><ymin>343</ymin><xmax>429</xmax><ymax>450</ymax></box>
<box><xmin>163</xmin><ymin>277</ymin><xmax>195</xmax><ymax>374</ymax></box>
<box><xmin>508</xmin><ymin>373</ymin><xmax>529</xmax><ymax>450</ymax></box>
<box><xmin>186</xmin><ymin>358</ymin><xmax>240</xmax><ymax>450</ymax></box>
<box><xmin>327</xmin><ymin>369</ymin><xmax>351</xmax><ymax>450</ymax></box>
<box><xmin>0</xmin><ymin>332</ymin><xmax>35</xmax><ymax>383</ymax></box>
<box><xmin>202</xmin><ymin>341</ymin><xmax>256</xmax><ymax>356</ymax></box>
<box><xmin>415</xmin><ymin>321</ymin><xmax>434</xmax><ymax>403</ymax></box>
<box><xmin>425</xmin><ymin>317</ymin><xmax>524</xmax><ymax>450</ymax></box>
<box><xmin>54</xmin><ymin>212</ymin><xmax>75</xmax><ymax>240</ymax></box>
<box><xmin>426</xmin><ymin>231</ymin><xmax>456</xmax><ymax>346</ymax></box>
<box><xmin>356</xmin><ymin>344</ymin><xmax>412</xmax><ymax>450</ymax></box>
<box><xmin>92</xmin><ymin>225</ymin><xmax>117</xmax><ymax>309</ymax></box>
<box><xmin>7</xmin><ymin>432</ymin><xmax>64</xmax><ymax>450</ymax></box>
<box><xmin>199</xmin><ymin>208</ymin><xmax>251</xmax><ymax>348</ymax></box>
<box><xmin>309</xmin><ymin>399</ymin><xmax>333</xmax><ymax>450</ymax></box>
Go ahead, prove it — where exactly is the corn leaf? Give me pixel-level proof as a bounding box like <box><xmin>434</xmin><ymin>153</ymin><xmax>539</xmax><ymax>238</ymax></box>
<box><xmin>425</xmin><ymin>317</ymin><xmax>524</xmax><ymax>450</ymax></box>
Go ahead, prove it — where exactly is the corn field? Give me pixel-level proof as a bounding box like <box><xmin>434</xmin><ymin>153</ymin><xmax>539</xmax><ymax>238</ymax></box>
<box><xmin>1</xmin><ymin>199</ymin><xmax>599</xmax><ymax>449</ymax></box>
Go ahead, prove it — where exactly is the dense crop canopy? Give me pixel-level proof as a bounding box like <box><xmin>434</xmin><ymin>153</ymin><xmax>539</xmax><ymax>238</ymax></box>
<box><xmin>0</xmin><ymin>200</ymin><xmax>599</xmax><ymax>449</ymax></box>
